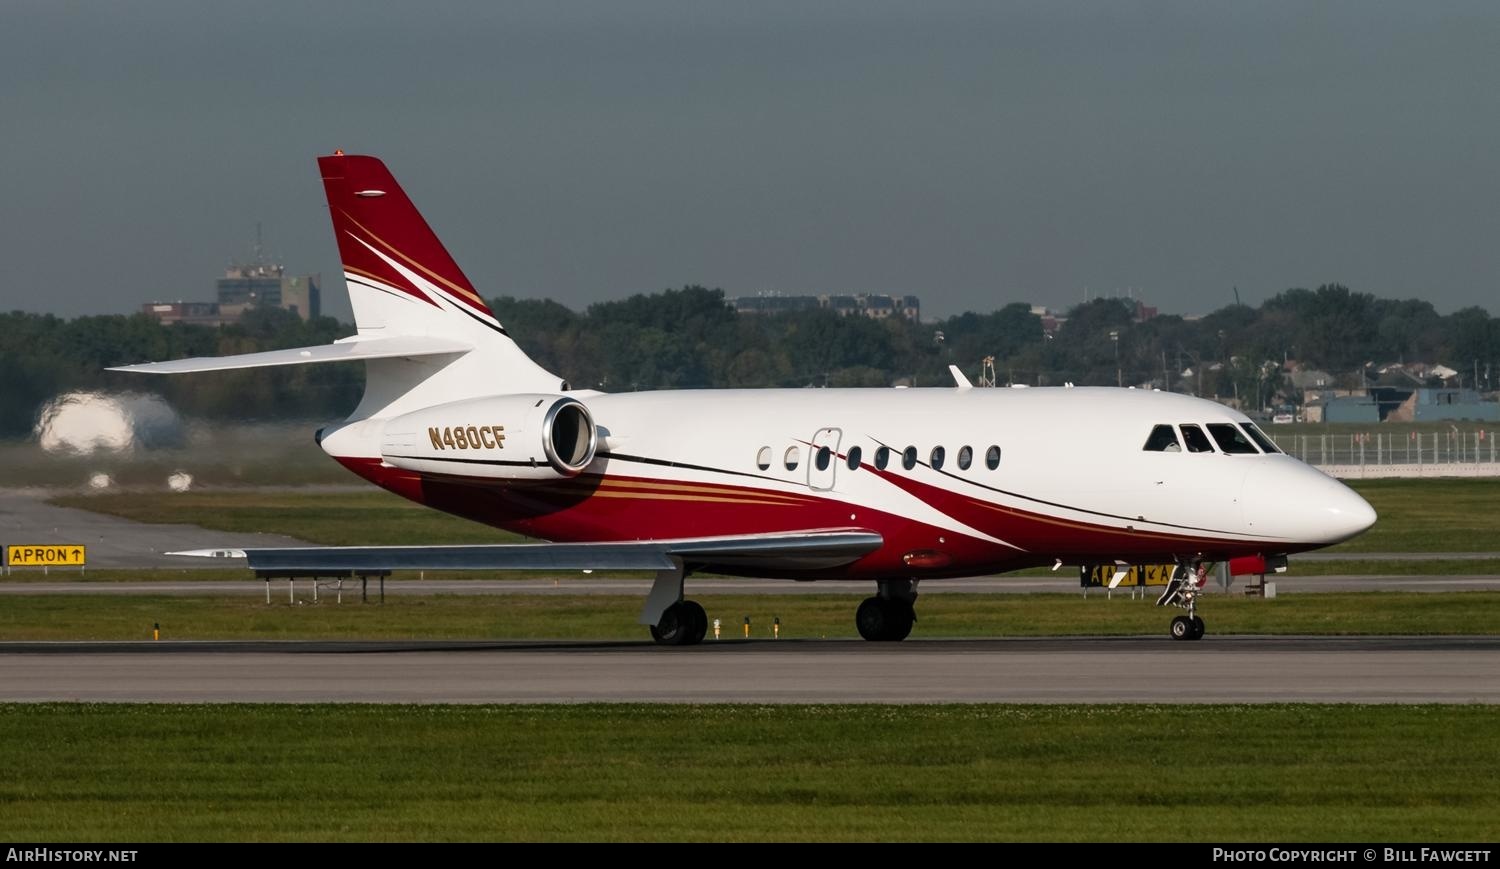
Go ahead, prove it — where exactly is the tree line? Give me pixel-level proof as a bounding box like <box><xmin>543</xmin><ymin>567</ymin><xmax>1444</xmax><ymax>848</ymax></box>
<box><xmin>3</xmin><ymin>283</ymin><xmax>1497</xmax><ymax>437</ymax></box>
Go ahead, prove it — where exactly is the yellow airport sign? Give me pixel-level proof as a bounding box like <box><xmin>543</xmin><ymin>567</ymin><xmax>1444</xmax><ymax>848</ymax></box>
<box><xmin>1082</xmin><ymin>563</ymin><xmax>1176</xmax><ymax>587</ymax></box>
<box><xmin>6</xmin><ymin>545</ymin><xmax>87</xmax><ymax>567</ymax></box>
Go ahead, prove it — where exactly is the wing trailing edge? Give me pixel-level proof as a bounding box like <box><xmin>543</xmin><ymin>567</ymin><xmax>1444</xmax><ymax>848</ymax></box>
<box><xmin>171</xmin><ymin>530</ymin><xmax>884</xmax><ymax>574</ymax></box>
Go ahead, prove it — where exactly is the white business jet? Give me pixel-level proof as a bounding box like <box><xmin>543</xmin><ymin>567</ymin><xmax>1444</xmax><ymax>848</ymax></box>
<box><xmin>112</xmin><ymin>154</ymin><xmax>1376</xmax><ymax>644</ymax></box>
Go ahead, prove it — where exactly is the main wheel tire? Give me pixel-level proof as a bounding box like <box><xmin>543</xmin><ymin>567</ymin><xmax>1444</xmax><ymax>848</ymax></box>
<box><xmin>649</xmin><ymin>602</ymin><xmax>692</xmax><ymax>646</ymax></box>
<box><xmin>1170</xmin><ymin>615</ymin><xmax>1194</xmax><ymax>641</ymax></box>
<box><xmin>1190</xmin><ymin>615</ymin><xmax>1206</xmax><ymax>640</ymax></box>
<box><xmin>885</xmin><ymin>601</ymin><xmax>914</xmax><ymax>641</ymax></box>
<box><xmin>682</xmin><ymin>600</ymin><xmax>708</xmax><ymax>645</ymax></box>
<box><xmin>856</xmin><ymin>597</ymin><xmax>915</xmax><ymax>641</ymax></box>
<box><xmin>856</xmin><ymin>597</ymin><xmax>889</xmax><ymax>641</ymax></box>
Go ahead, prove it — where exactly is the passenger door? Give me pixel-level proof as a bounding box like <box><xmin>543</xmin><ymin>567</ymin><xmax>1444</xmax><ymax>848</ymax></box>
<box><xmin>808</xmin><ymin>427</ymin><xmax>842</xmax><ymax>491</ymax></box>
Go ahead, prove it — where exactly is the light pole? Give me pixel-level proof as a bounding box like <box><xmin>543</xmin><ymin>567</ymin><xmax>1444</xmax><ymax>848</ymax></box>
<box><xmin>1110</xmin><ymin>330</ymin><xmax>1121</xmax><ymax>388</ymax></box>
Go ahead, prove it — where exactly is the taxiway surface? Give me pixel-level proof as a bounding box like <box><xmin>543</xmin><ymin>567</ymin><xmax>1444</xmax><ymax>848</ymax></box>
<box><xmin>3</xmin><ymin>636</ymin><xmax>1496</xmax><ymax>704</ymax></box>
<box><xmin>0</xmin><ymin>490</ymin><xmax>310</xmax><ymax>568</ymax></box>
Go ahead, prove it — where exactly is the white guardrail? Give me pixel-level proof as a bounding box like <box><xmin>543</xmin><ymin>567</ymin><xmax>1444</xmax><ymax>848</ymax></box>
<box><xmin>1270</xmin><ymin>431</ymin><xmax>1500</xmax><ymax>479</ymax></box>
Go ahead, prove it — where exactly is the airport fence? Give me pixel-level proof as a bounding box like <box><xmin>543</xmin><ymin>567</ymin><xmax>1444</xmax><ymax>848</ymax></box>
<box><xmin>1269</xmin><ymin>430</ymin><xmax>1499</xmax><ymax>469</ymax></box>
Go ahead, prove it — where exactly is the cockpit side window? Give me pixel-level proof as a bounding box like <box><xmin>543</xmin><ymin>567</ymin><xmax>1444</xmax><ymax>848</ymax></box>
<box><xmin>1179</xmin><ymin>424</ymin><xmax>1215</xmax><ymax>453</ymax></box>
<box><xmin>1207</xmin><ymin>423</ymin><xmax>1260</xmax><ymax>454</ymax></box>
<box><xmin>1143</xmin><ymin>424</ymin><xmax>1181</xmax><ymax>452</ymax></box>
<box><xmin>1241</xmin><ymin>423</ymin><xmax>1280</xmax><ymax>454</ymax></box>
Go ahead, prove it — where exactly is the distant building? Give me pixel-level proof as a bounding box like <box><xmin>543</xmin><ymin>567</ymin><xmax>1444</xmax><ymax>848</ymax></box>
<box><xmin>1308</xmin><ymin>387</ymin><xmax>1499</xmax><ymax>424</ymax></box>
<box><xmin>216</xmin><ymin>263</ymin><xmax>321</xmax><ymax>321</ymax></box>
<box><xmin>139</xmin><ymin>301</ymin><xmax>228</xmax><ymax>327</ymax></box>
<box><xmin>730</xmin><ymin>293</ymin><xmax>920</xmax><ymax>322</ymax></box>
<box><xmin>1316</xmin><ymin>395</ymin><xmax>1382</xmax><ymax>424</ymax></box>
<box><xmin>1030</xmin><ymin>305</ymin><xmax>1066</xmax><ymax>336</ymax></box>
<box><xmin>1130</xmin><ymin>300</ymin><xmax>1158</xmax><ymax>322</ymax></box>
<box><xmin>1387</xmin><ymin>388</ymin><xmax>1500</xmax><ymax>423</ymax></box>
<box><xmin>142</xmin><ymin>235</ymin><xmax>321</xmax><ymax>326</ymax></box>
<box><xmin>731</xmin><ymin>295</ymin><xmax>822</xmax><ymax>315</ymax></box>
<box><xmin>1289</xmin><ymin>368</ymin><xmax>1336</xmax><ymax>391</ymax></box>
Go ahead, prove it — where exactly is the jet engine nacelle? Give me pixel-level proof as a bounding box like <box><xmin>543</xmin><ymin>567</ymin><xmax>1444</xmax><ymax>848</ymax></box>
<box><xmin>379</xmin><ymin>394</ymin><xmax>597</xmax><ymax>480</ymax></box>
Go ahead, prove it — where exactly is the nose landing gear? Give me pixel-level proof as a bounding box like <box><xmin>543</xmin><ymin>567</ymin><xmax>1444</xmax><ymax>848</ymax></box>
<box><xmin>1158</xmin><ymin>561</ymin><xmax>1207</xmax><ymax>641</ymax></box>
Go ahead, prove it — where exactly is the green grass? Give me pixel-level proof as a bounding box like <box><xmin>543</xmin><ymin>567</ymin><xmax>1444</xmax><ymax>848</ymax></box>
<box><xmin>4</xmin><ymin>592</ymin><xmax>1499</xmax><ymax>642</ymax></box>
<box><xmin>0</xmin><ymin>432</ymin><xmax>345</xmax><ymax>488</ymax></box>
<box><xmin>1</xmin><ymin>703</ymin><xmax>1496</xmax><ymax>841</ymax></box>
<box><xmin>1334</xmin><ymin>478</ymin><xmax>1500</xmax><ymax>553</ymax></box>
<box><xmin>52</xmin><ymin>478</ymin><xmax>1500</xmax><ymax>555</ymax></box>
<box><xmin>50</xmin><ymin>489</ymin><xmax>517</xmax><ymax>546</ymax></box>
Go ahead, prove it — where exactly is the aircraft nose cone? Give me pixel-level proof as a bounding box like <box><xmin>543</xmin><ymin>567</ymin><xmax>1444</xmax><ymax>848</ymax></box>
<box><xmin>1325</xmin><ymin>483</ymin><xmax>1378</xmax><ymax>543</ymax></box>
<box><xmin>1242</xmin><ymin>460</ymin><xmax>1377</xmax><ymax>545</ymax></box>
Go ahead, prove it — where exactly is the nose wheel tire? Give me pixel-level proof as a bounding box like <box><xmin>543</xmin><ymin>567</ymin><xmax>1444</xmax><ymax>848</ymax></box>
<box><xmin>856</xmin><ymin>596</ymin><xmax>914</xmax><ymax>642</ymax></box>
<box><xmin>650</xmin><ymin>600</ymin><xmax>708</xmax><ymax>646</ymax></box>
<box><xmin>1170</xmin><ymin>614</ymin><xmax>1206</xmax><ymax>641</ymax></box>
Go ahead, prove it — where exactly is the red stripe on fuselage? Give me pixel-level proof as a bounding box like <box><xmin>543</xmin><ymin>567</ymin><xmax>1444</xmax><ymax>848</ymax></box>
<box><xmin>331</xmin><ymin>455</ymin><xmax>1280</xmax><ymax>579</ymax></box>
<box><xmin>859</xmin><ymin>463</ymin><xmax>1276</xmax><ymax>560</ymax></box>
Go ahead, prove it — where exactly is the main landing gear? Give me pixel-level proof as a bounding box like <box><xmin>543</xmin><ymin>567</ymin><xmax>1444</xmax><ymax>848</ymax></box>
<box><xmin>640</xmin><ymin>562</ymin><xmax>708</xmax><ymax>646</ymax></box>
<box><xmin>650</xmin><ymin>599</ymin><xmax>708</xmax><ymax>646</ymax></box>
<box><xmin>857</xmin><ymin>579</ymin><xmax>918</xmax><ymax>642</ymax></box>
<box><xmin>1157</xmin><ymin>561</ymin><xmax>1206</xmax><ymax>641</ymax></box>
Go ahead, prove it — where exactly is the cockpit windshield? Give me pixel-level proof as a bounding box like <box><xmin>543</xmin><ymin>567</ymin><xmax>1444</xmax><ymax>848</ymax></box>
<box><xmin>1240</xmin><ymin>423</ymin><xmax>1280</xmax><ymax>454</ymax></box>
<box><xmin>1142</xmin><ymin>424</ymin><xmax>1181</xmax><ymax>452</ymax></box>
<box><xmin>1207</xmin><ymin>423</ymin><xmax>1259</xmax><ymax>454</ymax></box>
<box><xmin>1179</xmin><ymin>424</ymin><xmax>1215</xmax><ymax>453</ymax></box>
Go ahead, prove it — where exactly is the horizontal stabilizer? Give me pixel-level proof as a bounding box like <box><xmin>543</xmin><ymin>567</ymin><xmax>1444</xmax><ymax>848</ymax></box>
<box><xmin>171</xmin><ymin>530</ymin><xmax>884</xmax><ymax>574</ymax></box>
<box><xmin>107</xmin><ymin>336</ymin><xmax>472</xmax><ymax>374</ymax></box>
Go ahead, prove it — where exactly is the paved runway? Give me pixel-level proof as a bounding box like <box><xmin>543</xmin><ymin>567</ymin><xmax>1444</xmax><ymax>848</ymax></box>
<box><xmin>4</xmin><ymin>574</ymin><xmax>1500</xmax><ymax>595</ymax></box>
<box><xmin>3</xmin><ymin>636</ymin><xmax>1496</xmax><ymax>703</ymax></box>
<box><xmin>0</xmin><ymin>490</ymin><xmax>310</xmax><ymax>569</ymax></box>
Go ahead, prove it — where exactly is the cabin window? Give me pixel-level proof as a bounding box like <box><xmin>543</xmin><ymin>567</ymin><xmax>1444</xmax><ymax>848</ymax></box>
<box><xmin>1241</xmin><ymin>423</ymin><xmax>1280</xmax><ymax>454</ymax></box>
<box><xmin>784</xmin><ymin>446</ymin><xmax>800</xmax><ymax>471</ymax></box>
<box><xmin>756</xmin><ymin>446</ymin><xmax>772</xmax><ymax>470</ymax></box>
<box><xmin>874</xmin><ymin>446</ymin><xmax>891</xmax><ymax>470</ymax></box>
<box><xmin>1207</xmin><ymin>423</ymin><xmax>1259</xmax><ymax>454</ymax></box>
<box><xmin>986</xmin><ymin>445</ymin><xmax>1001</xmax><ymax>469</ymax></box>
<box><xmin>957</xmin><ymin>445</ymin><xmax>973</xmax><ymax>470</ymax></box>
<box><xmin>930</xmin><ymin>446</ymin><xmax>946</xmax><ymax>470</ymax></box>
<box><xmin>815</xmin><ymin>445</ymin><xmax>832</xmax><ymax>470</ymax></box>
<box><xmin>1143</xmin><ymin>424</ymin><xmax>1181</xmax><ymax>452</ymax></box>
<box><xmin>902</xmin><ymin>446</ymin><xmax>918</xmax><ymax>470</ymax></box>
<box><xmin>1179</xmin><ymin>424</ymin><xmax>1215</xmax><ymax>453</ymax></box>
<box><xmin>847</xmin><ymin>445</ymin><xmax>863</xmax><ymax>470</ymax></box>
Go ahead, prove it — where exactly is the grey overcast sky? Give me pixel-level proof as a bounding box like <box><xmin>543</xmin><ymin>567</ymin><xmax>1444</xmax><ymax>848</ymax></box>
<box><xmin>2</xmin><ymin>1</ymin><xmax>1498</xmax><ymax>322</ymax></box>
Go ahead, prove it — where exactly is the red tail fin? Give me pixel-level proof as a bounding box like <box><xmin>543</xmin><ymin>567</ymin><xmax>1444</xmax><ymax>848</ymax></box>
<box><xmin>318</xmin><ymin>153</ymin><xmax>494</xmax><ymax>318</ymax></box>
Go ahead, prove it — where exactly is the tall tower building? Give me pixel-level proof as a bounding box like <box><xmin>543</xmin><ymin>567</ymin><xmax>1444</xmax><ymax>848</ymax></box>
<box><xmin>214</xmin><ymin>225</ymin><xmax>320</xmax><ymax>320</ymax></box>
<box><xmin>215</xmin><ymin>262</ymin><xmax>321</xmax><ymax>320</ymax></box>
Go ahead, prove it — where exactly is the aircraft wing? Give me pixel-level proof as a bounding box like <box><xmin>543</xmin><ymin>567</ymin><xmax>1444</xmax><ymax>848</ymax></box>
<box><xmin>171</xmin><ymin>529</ymin><xmax>884</xmax><ymax>574</ymax></box>
<box><xmin>106</xmin><ymin>335</ymin><xmax>472</xmax><ymax>374</ymax></box>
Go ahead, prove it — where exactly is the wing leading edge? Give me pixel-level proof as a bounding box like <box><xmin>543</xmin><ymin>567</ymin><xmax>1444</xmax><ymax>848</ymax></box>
<box><xmin>106</xmin><ymin>335</ymin><xmax>472</xmax><ymax>375</ymax></box>
<box><xmin>171</xmin><ymin>530</ymin><xmax>884</xmax><ymax>574</ymax></box>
